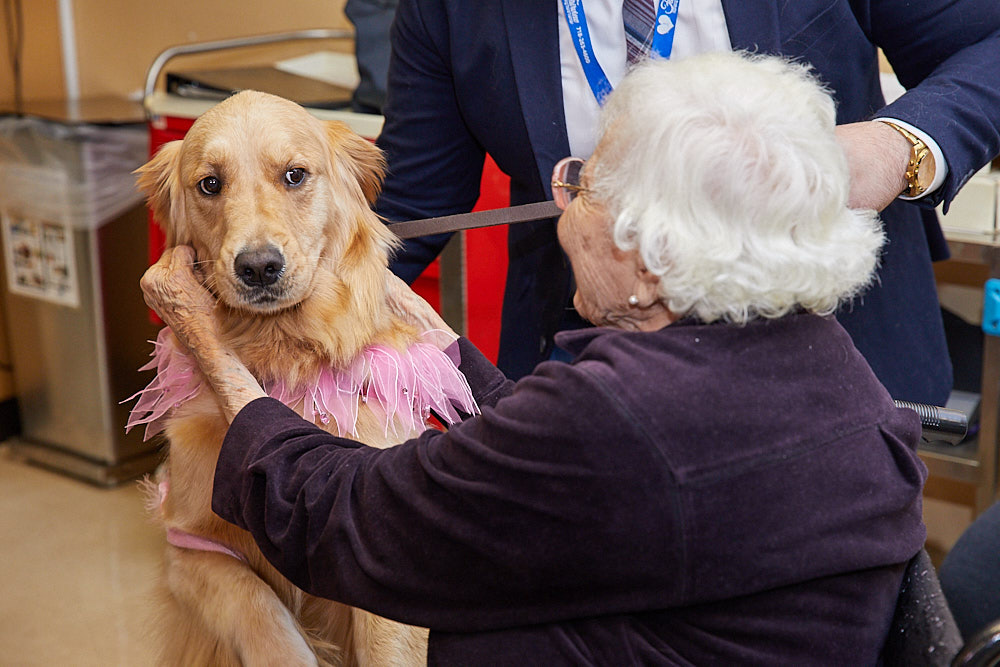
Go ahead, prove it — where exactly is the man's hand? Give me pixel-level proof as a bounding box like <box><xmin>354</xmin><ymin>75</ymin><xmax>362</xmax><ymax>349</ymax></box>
<box><xmin>836</xmin><ymin>121</ymin><xmax>912</xmax><ymax>212</ymax></box>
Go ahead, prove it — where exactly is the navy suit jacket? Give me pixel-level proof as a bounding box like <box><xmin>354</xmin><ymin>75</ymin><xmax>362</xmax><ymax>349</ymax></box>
<box><xmin>377</xmin><ymin>0</ymin><xmax>1000</xmax><ymax>404</ymax></box>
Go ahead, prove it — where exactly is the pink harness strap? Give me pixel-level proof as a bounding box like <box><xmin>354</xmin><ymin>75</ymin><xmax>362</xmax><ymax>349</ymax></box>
<box><xmin>154</xmin><ymin>481</ymin><xmax>246</xmax><ymax>563</ymax></box>
<box><xmin>166</xmin><ymin>527</ymin><xmax>247</xmax><ymax>563</ymax></box>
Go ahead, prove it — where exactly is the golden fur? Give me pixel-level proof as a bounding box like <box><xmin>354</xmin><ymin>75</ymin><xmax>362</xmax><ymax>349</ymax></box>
<box><xmin>135</xmin><ymin>90</ymin><xmax>427</xmax><ymax>666</ymax></box>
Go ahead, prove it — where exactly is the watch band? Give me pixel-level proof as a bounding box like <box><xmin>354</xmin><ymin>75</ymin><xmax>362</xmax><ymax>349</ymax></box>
<box><xmin>882</xmin><ymin>121</ymin><xmax>932</xmax><ymax>198</ymax></box>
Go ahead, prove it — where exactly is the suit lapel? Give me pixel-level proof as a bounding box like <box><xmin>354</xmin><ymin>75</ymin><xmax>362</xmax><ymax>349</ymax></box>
<box><xmin>719</xmin><ymin>0</ymin><xmax>781</xmax><ymax>54</ymax></box>
<box><xmin>501</xmin><ymin>0</ymin><xmax>571</xmax><ymax>195</ymax></box>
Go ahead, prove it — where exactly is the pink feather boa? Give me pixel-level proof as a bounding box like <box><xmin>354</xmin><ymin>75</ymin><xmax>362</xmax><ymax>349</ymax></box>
<box><xmin>125</xmin><ymin>328</ymin><xmax>479</xmax><ymax>441</ymax></box>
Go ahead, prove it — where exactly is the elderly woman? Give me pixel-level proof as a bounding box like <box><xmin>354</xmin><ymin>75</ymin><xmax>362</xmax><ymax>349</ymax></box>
<box><xmin>142</xmin><ymin>52</ymin><xmax>926</xmax><ymax>664</ymax></box>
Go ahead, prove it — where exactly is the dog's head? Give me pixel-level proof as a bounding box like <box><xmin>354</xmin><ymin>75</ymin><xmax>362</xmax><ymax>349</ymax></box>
<box><xmin>136</xmin><ymin>90</ymin><xmax>395</xmax><ymax>315</ymax></box>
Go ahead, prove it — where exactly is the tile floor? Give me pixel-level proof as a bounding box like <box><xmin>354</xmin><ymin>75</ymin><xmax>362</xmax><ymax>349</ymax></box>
<box><xmin>0</xmin><ymin>446</ymin><xmax>161</xmax><ymax>666</ymax></box>
<box><xmin>0</xmin><ymin>443</ymin><xmax>975</xmax><ymax>666</ymax></box>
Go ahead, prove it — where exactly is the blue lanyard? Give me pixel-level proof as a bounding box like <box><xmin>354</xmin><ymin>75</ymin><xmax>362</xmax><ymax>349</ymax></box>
<box><xmin>561</xmin><ymin>0</ymin><xmax>680</xmax><ymax>104</ymax></box>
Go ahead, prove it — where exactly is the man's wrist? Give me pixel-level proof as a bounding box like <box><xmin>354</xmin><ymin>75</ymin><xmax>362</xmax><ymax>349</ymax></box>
<box><xmin>873</xmin><ymin>118</ymin><xmax>947</xmax><ymax>199</ymax></box>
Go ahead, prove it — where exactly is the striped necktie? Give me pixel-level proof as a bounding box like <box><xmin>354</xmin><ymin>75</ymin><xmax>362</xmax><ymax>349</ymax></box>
<box><xmin>623</xmin><ymin>0</ymin><xmax>657</xmax><ymax>64</ymax></box>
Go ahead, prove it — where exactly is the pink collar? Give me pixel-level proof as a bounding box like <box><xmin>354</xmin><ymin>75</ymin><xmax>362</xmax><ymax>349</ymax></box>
<box><xmin>124</xmin><ymin>328</ymin><xmax>479</xmax><ymax>441</ymax></box>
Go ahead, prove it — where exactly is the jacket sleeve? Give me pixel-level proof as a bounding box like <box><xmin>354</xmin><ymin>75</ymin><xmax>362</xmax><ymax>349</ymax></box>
<box><xmin>376</xmin><ymin>0</ymin><xmax>487</xmax><ymax>282</ymax></box>
<box><xmin>211</xmin><ymin>362</ymin><xmax>682</xmax><ymax>633</ymax></box>
<box><xmin>456</xmin><ymin>337</ymin><xmax>515</xmax><ymax>409</ymax></box>
<box><xmin>861</xmin><ymin>0</ymin><xmax>1000</xmax><ymax>210</ymax></box>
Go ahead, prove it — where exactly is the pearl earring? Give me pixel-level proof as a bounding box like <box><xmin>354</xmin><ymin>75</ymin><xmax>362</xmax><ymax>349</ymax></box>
<box><xmin>627</xmin><ymin>295</ymin><xmax>639</xmax><ymax>306</ymax></box>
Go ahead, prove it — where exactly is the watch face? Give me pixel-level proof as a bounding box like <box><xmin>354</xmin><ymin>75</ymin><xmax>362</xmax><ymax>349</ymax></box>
<box><xmin>914</xmin><ymin>148</ymin><xmax>934</xmax><ymax>189</ymax></box>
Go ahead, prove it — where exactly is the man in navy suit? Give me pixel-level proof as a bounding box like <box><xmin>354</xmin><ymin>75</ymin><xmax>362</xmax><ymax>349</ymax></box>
<box><xmin>376</xmin><ymin>0</ymin><xmax>1000</xmax><ymax>405</ymax></box>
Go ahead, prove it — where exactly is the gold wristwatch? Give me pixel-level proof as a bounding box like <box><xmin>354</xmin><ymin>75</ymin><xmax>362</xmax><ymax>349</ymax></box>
<box><xmin>882</xmin><ymin>121</ymin><xmax>935</xmax><ymax>198</ymax></box>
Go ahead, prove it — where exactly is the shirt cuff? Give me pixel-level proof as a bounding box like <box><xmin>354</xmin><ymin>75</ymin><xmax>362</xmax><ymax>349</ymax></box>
<box><xmin>873</xmin><ymin>117</ymin><xmax>949</xmax><ymax>200</ymax></box>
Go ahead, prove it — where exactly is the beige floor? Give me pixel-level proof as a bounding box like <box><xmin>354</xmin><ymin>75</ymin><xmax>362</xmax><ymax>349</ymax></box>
<box><xmin>0</xmin><ymin>443</ymin><xmax>975</xmax><ymax>666</ymax></box>
<box><xmin>0</xmin><ymin>446</ymin><xmax>161</xmax><ymax>667</ymax></box>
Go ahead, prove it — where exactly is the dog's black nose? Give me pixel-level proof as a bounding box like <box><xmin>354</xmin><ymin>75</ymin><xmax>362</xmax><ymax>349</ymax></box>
<box><xmin>235</xmin><ymin>246</ymin><xmax>285</xmax><ymax>287</ymax></box>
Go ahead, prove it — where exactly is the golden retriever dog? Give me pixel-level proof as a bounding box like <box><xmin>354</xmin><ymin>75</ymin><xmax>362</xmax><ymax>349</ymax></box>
<box><xmin>127</xmin><ymin>90</ymin><xmax>474</xmax><ymax>666</ymax></box>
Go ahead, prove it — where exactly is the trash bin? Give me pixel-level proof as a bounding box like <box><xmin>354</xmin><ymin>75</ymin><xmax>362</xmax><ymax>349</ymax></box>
<box><xmin>0</xmin><ymin>100</ymin><xmax>162</xmax><ymax>485</ymax></box>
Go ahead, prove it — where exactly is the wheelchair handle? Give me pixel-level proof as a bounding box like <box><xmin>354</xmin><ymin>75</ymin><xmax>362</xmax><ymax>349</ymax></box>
<box><xmin>894</xmin><ymin>400</ymin><xmax>969</xmax><ymax>446</ymax></box>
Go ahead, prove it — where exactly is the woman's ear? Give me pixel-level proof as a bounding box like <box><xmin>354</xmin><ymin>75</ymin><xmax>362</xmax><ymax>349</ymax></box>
<box><xmin>325</xmin><ymin>120</ymin><xmax>386</xmax><ymax>205</ymax></box>
<box><xmin>134</xmin><ymin>140</ymin><xmax>187</xmax><ymax>246</ymax></box>
<box><xmin>632</xmin><ymin>259</ymin><xmax>661</xmax><ymax>305</ymax></box>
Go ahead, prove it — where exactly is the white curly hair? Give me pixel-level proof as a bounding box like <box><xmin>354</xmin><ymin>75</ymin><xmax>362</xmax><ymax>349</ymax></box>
<box><xmin>587</xmin><ymin>51</ymin><xmax>885</xmax><ymax>324</ymax></box>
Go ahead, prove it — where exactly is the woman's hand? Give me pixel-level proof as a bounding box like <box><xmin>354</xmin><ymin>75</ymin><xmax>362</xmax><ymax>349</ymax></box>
<box><xmin>836</xmin><ymin>121</ymin><xmax>912</xmax><ymax>212</ymax></box>
<box><xmin>141</xmin><ymin>245</ymin><xmax>219</xmax><ymax>354</ymax></box>
<box><xmin>141</xmin><ymin>246</ymin><xmax>266</xmax><ymax>422</ymax></box>
<box><xmin>384</xmin><ymin>269</ymin><xmax>459</xmax><ymax>341</ymax></box>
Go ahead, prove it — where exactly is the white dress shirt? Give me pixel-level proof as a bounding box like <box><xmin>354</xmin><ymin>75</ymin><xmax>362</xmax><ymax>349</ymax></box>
<box><xmin>557</xmin><ymin>0</ymin><xmax>945</xmax><ymax>198</ymax></box>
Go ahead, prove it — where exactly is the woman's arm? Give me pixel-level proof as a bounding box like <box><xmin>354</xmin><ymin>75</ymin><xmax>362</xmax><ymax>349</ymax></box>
<box><xmin>211</xmin><ymin>362</ymin><xmax>682</xmax><ymax>633</ymax></box>
<box><xmin>384</xmin><ymin>270</ymin><xmax>515</xmax><ymax>408</ymax></box>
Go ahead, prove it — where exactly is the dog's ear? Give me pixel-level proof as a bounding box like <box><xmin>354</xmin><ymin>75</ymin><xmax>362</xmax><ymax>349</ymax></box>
<box><xmin>325</xmin><ymin>121</ymin><xmax>386</xmax><ymax>205</ymax></box>
<box><xmin>134</xmin><ymin>140</ymin><xmax>187</xmax><ymax>246</ymax></box>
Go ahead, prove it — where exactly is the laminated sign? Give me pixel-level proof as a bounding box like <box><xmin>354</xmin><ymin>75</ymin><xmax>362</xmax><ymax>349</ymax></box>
<box><xmin>1</xmin><ymin>211</ymin><xmax>79</xmax><ymax>308</ymax></box>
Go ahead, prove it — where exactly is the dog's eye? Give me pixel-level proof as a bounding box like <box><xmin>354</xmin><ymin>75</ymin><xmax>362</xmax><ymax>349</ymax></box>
<box><xmin>284</xmin><ymin>167</ymin><xmax>307</xmax><ymax>188</ymax></box>
<box><xmin>198</xmin><ymin>176</ymin><xmax>222</xmax><ymax>196</ymax></box>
